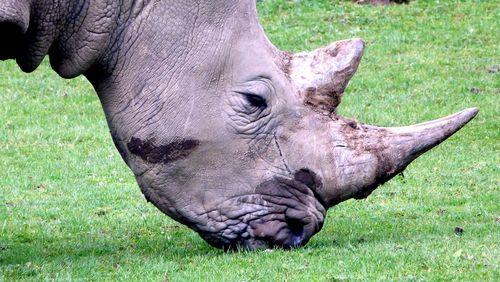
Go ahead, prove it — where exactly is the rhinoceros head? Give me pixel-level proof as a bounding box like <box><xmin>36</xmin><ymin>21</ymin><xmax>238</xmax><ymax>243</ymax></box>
<box><xmin>1</xmin><ymin>0</ymin><xmax>477</xmax><ymax>250</ymax></box>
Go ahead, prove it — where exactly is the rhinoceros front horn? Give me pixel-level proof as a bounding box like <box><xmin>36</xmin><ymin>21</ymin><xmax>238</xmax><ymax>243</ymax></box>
<box><xmin>325</xmin><ymin>108</ymin><xmax>479</xmax><ymax>206</ymax></box>
<box><xmin>289</xmin><ymin>38</ymin><xmax>364</xmax><ymax>114</ymax></box>
<box><xmin>285</xmin><ymin>37</ymin><xmax>478</xmax><ymax>207</ymax></box>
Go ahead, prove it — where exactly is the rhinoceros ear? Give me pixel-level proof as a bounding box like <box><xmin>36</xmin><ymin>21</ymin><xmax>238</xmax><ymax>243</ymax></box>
<box><xmin>0</xmin><ymin>0</ymin><xmax>31</xmax><ymax>60</ymax></box>
<box><xmin>289</xmin><ymin>38</ymin><xmax>364</xmax><ymax>114</ymax></box>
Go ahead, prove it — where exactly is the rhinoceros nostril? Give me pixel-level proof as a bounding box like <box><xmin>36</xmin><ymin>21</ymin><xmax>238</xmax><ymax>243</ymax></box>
<box><xmin>286</xmin><ymin>217</ymin><xmax>305</xmax><ymax>247</ymax></box>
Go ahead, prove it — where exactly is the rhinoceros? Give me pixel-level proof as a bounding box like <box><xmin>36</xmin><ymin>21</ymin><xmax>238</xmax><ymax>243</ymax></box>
<box><xmin>0</xmin><ymin>0</ymin><xmax>477</xmax><ymax>250</ymax></box>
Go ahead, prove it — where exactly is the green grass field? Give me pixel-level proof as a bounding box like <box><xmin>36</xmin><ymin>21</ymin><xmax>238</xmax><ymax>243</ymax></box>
<box><xmin>1</xmin><ymin>0</ymin><xmax>498</xmax><ymax>280</ymax></box>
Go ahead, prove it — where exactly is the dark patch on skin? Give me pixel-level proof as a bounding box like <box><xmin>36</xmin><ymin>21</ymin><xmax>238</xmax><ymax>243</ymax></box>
<box><xmin>294</xmin><ymin>168</ymin><xmax>322</xmax><ymax>190</ymax></box>
<box><xmin>294</xmin><ymin>169</ymin><xmax>327</xmax><ymax>208</ymax></box>
<box><xmin>127</xmin><ymin>137</ymin><xmax>200</xmax><ymax>164</ymax></box>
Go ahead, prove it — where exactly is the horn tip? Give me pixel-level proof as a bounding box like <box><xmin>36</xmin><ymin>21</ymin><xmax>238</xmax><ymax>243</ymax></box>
<box><xmin>458</xmin><ymin>107</ymin><xmax>479</xmax><ymax>124</ymax></box>
<box><xmin>465</xmin><ymin>107</ymin><xmax>479</xmax><ymax>116</ymax></box>
<box><xmin>346</xmin><ymin>38</ymin><xmax>365</xmax><ymax>53</ymax></box>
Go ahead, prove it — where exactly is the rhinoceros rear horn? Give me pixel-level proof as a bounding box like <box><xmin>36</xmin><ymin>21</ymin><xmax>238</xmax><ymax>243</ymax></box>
<box><xmin>289</xmin><ymin>38</ymin><xmax>364</xmax><ymax>113</ymax></box>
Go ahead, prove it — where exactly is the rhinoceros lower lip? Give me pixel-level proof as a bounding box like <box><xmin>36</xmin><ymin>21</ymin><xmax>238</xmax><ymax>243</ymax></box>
<box><xmin>197</xmin><ymin>177</ymin><xmax>326</xmax><ymax>250</ymax></box>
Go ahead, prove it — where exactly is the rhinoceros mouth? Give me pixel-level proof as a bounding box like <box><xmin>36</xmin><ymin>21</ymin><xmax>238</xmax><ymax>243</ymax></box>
<box><xmin>196</xmin><ymin>176</ymin><xmax>326</xmax><ymax>250</ymax></box>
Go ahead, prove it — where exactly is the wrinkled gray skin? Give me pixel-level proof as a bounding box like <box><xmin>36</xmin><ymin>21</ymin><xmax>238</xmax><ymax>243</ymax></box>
<box><xmin>1</xmin><ymin>0</ymin><xmax>478</xmax><ymax>250</ymax></box>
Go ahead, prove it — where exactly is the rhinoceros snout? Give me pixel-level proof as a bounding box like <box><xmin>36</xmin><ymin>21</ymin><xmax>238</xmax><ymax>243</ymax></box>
<box><xmin>195</xmin><ymin>177</ymin><xmax>326</xmax><ymax>250</ymax></box>
<box><xmin>218</xmin><ymin>215</ymin><xmax>319</xmax><ymax>251</ymax></box>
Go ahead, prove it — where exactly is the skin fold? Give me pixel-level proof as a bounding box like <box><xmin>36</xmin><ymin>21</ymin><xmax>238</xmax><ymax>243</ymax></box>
<box><xmin>0</xmin><ymin>0</ymin><xmax>478</xmax><ymax>250</ymax></box>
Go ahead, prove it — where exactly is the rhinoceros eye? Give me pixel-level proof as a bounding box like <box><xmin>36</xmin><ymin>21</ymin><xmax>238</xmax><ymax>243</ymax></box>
<box><xmin>243</xmin><ymin>93</ymin><xmax>267</xmax><ymax>108</ymax></box>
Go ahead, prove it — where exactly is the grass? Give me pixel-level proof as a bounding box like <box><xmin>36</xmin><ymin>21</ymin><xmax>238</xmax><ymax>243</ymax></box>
<box><xmin>1</xmin><ymin>0</ymin><xmax>498</xmax><ymax>280</ymax></box>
